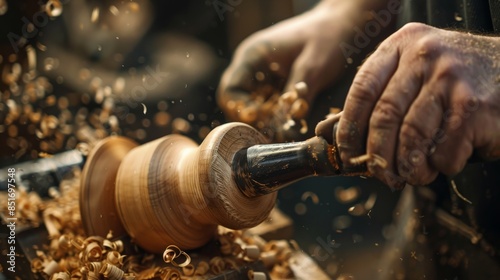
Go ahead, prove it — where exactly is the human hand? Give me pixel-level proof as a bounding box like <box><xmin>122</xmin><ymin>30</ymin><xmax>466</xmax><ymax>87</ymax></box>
<box><xmin>333</xmin><ymin>23</ymin><xmax>500</xmax><ymax>188</ymax></box>
<box><xmin>217</xmin><ymin>0</ymin><xmax>372</xmax><ymax>139</ymax></box>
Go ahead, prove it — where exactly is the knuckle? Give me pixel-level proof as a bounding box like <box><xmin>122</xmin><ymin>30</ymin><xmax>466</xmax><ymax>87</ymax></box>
<box><xmin>409</xmin><ymin>35</ymin><xmax>442</xmax><ymax>62</ymax></box>
<box><xmin>396</xmin><ymin>154</ymin><xmax>414</xmax><ymax>178</ymax></box>
<box><xmin>349</xmin><ymin>70</ymin><xmax>383</xmax><ymax>102</ymax></box>
<box><xmin>454</xmin><ymin>91</ymin><xmax>480</xmax><ymax>112</ymax></box>
<box><xmin>391</xmin><ymin>22</ymin><xmax>430</xmax><ymax>42</ymax></box>
<box><xmin>400</xmin><ymin>22</ymin><xmax>430</xmax><ymax>33</ymax></box>
<box><xmin>434</xmin><ymin>58</ymin><xmax>462</xmax><ymax>80</ymax></box>
<box><xmin>370</xmin><ymin>98</ymin><xmax>405</xmax><ymax>129</ymax></box>
<box><xmin>374</xmin><ymin>38</ymin><xmax>393</xmax><ymax>54</ymax></box>
<box><xmin>399</xmin><ymin>119</ymin><xmax>430</xmax><ymax>144</ymax></box>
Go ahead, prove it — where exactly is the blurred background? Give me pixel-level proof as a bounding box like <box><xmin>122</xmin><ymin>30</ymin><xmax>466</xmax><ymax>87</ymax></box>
<box><xmin>1</xmin><ymin>1</ymin><xmax>477</xmax><ymax>279</ymax></box>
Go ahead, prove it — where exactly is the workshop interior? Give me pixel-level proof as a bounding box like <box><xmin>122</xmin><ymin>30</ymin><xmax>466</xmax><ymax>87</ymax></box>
<box><xmin>0</xmin><ymin>0</ymin><xmax>498</xmax><ymax>279</ymax></box>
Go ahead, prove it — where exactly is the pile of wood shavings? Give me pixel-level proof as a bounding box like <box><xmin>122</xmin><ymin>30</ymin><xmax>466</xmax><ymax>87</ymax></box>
<box><xmin>0</xmin><ymin>169</ymin><xmax>297</xmax><ymax>280</ymax></box>
<box><xmin>225</xmin><ymin>82</ymin><xmax>310</xmax><ymax>142</ymax></box>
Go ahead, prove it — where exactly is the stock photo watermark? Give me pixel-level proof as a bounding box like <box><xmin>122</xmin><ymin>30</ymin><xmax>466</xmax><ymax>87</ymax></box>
<box><xmin>383</xmin><ymin>95</ymin><xmax>481</xmax><ymax>190</ymax></box>
<box><xmin>114</xmin><ymin>64</ymin><xmax>170</xmax><ymax>120</ymax></box>
<box><xmin>206</xmin><ymin>0</ymin><xmax>243</xmax><ymax>21</ymax></box>
<box><xmin>311</xmin><ymin>234</ymin><xmax>338</xmax><ymax>262</ymax></box>
<box><xmin>339</xmin><ymin>0</ymin><xmax>402</xmax><ymax>62</ymax></box>
<box><xmin>7</xmin><ymin>0</ymin><xmax>70</xmax><ymax>53</ymax></box>
<box><xmin>4</xmin><ymin>168</ymin><xmax>17</xmax><ymax>273</ymax></box>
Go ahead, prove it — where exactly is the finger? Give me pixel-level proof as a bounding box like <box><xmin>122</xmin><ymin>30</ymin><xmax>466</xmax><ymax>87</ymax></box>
<box><xmin>217</xmin><ymin>66</ymin><xmax>255</xmax><ymax>122</ymax></box>
<box><xmin>366</xmin><ymin>58</ymin><xmax>424</xmax><ymax>186</ymax></box>
<box><xmin>430</xmin><ymin>82</ymin><xmax>476</xmax><ymax>176</ymax></box>
<box><xmin>283</xmin><ymin>42</ymin><xmax>344</xmax><ymax>105</ymax></box>
<box><xmin>315</xmin><ymin>112</ymin><xmax>343</xmax><ymax>144</ymax></box>
<box><xmin>218</xmin><ymin>35</ymin><xmax>305</xmax><ymax>121</ymax></box>
<box><xmin>394</xmin><ymin>80</ymin><xmax>446</xmax><ymax>185</ymax></box>
<box><xmin>337</xmin><ymin>41</ymin><xmax>400</xmax><ymax>166</ymax></box>
<box><xmin>219</xmin><ymin>42</ymin><xmax>275</xmax><ymax>103</ymax></box>
<box><xmin>218</xmin><ymin>44</ymin><xmax>287</xmax><ymax>122</ymax></box>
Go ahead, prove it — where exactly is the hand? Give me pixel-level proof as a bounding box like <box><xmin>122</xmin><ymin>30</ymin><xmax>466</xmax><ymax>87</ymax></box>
<box><xmin>331</xmin><ymin>22</ymin><xmax>500</xmax><ymax>188</ymax></box>
<box><xmin>217</xmin><ymin>1</ymin><xmax>371</xmax><ymax>134</ymax></box>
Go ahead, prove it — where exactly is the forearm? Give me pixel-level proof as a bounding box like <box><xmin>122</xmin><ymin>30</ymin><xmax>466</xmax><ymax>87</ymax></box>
<box><xmin>317</xmin><ymin>0</ymin><xmax>391</xmax><ymax>11</ymax></box>
<box><xmin>311</xmin><ymin>0</ymin><xmax>398</xmax><ymax>59</ymax></box>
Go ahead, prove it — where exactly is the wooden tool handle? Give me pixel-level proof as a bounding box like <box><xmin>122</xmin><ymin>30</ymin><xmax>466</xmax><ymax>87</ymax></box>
<box><xmin>233</xmin><ymin>118</ymin><xmax>368</xmax><ymax>198</ymax></box>
<box><xmin>233</xmin><ymin>136</ymin><xmax>342</xmax><ymax>197</ymax></box>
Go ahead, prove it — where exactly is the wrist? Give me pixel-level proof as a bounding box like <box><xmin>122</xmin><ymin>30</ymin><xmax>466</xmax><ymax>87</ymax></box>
<box><xmin>313</xmin><ymin>0</ymin><xmax>394</xmax><ymax>29</ymax></box>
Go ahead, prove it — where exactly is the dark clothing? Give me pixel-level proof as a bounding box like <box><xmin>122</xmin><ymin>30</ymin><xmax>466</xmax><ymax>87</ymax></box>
<box><xmin>392</xmin><ymin>1</ymin><xmax>500</xmax><ymax>279</ymax></box>
<box><xmin>399</xmin><ymin>0</ymin><xmax>500</xmax><ymax>33</ymax></box>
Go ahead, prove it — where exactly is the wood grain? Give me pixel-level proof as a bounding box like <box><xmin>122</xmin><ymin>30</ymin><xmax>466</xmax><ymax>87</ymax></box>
<box><xmin>80</xmin><ymin>136</ymin><xmax>138</xmax><ymax>239</ymax></box>
<box><xmin>82</xmin><ymin>123</ymin><xmax>277</xmax><ymax>252</ymax></box>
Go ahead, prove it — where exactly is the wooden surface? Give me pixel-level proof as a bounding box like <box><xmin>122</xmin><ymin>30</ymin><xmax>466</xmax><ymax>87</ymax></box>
<box><xmin>80</xmin><ymin>136</ymin><xmax>138</xmax><ymax>239</ymax></box>
<box><xmin>246</xmin><ymin>207</ymin><xmax>294</xmax><ymax>241</ymax></box>
<box><xmin>110</xmin><ymin>123</ymin><xmax>277</xmax><ymax>252</ymax></box>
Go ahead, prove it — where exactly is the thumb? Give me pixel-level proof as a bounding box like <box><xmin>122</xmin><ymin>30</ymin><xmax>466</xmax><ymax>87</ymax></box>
<box><xmin>315</xmin><ymin>111</ymin><xmax>343</xmax><ymax>144</ymax></box>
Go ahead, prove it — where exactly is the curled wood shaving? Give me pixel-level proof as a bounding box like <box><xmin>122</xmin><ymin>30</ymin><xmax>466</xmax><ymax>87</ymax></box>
<box><xmin>106</xmin><ymin>250</ymin><xmax>125</xmax><ymax>266</ymax></box>
<box><xmin>163</xmin><ymin>245</ymin><xmax>182</xmax><ymax>262</ymax></box>
<box><xmin>0</xmin><ymin>169</ymin><xmax>297</xmax><ymax>279</ymax></box>
<box><xmin>248</xmin><ymin>269</ymin><xmax>267</xmax><ymax>280</ymax></box>
<box><xmin>50</xmin><ymin>271</ymin><xmax>70</xmax><ymax>280</ymax></box>
<box><xmin>349</xmin><ymin>153</ymin><xmax>388</xmax><ymax>169</ymax></box>
<box><xmin>194</xmin><ymin>261</ymin><xmax>209</xmax><ymax>276</ymax></box>
<box><xmin>83</xmin><ymin>242</ymin><xmax>103</xmax><ymax>262</ymax></box>
<box><xmin>223</xmin><ymin>257</ymin><xmax>239</xmax><ymax>270</ymax></box>
<box><xmin>209</xmin><ymin>256</ymin><xmax>225</xmax><ymax>274</ymax></box>
<box><xmin>163</xmin><ymin>245</ymin><xmax>192</xmax><ymax>268</ymax></box>
<box><xmin>99</xmin><ymin>263</ymin><xmax>125</xmax><ymax>280</ymax></box>
<box><xmin>87</xmin><ymin>262</ymin><xmax>102</xmax><ymax>273</ymax></box>
<box><xmin>170</xmin><ymin>251</ymin><xmax>191</xmax><ymax>268</ymax></box>
<box><xmin>181</xmin><ymin>264</ymin><xmax>195</xmax><ymax>276</ymax></box>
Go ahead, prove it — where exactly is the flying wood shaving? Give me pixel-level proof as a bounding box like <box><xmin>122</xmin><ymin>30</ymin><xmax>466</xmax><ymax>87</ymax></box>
<box><xmin>301</xmin><ymin>191</ymin><xmax>320</xmax><ymax>204</ymax></box>
<box><xmin>451</xmin><ymin>180</ymin><xmax>472</xmax><ymax>205</ymax></box>
<box><xmin>0</xmin><ymin>169</ymin><xmax>295</xmax><ymax>279</ymax></box>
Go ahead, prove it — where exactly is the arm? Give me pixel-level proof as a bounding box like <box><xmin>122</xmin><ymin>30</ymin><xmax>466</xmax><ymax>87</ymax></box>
<box><xmin>330</xmin><ymin>23</ymin><xmax>500</xmax><ymax>188</ymax></box>
<box><xmin>217</xmin><ymin>0</ymin><xmax>394</xmax><ymax>135</ymax></box>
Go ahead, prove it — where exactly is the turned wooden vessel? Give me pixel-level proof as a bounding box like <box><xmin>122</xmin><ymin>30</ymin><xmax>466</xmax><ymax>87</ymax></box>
<box><xmin>80</xmin><ymin>123</ymin><xmax>277</xmax><ymax>253</ymax></box>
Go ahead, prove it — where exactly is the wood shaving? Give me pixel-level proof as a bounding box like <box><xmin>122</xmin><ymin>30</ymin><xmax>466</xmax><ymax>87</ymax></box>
<box><xmin>451</xmin><ymin>180</ymin><xmax>472</xmax><ymax>205</ymax></box>
<box><xmin>0</xmin><ymin>169</ymin><xmax>297</xmax><ymax>279</ymax></box>
<box><xmin>301</xmin><ymin>191</ymin><xmax>320</xmax><ymax>204</ymax></box>
<box><xmin>349</xmin><ymin>153</ymin><xmax>388</xmax><ymax>169</ymax></box>
<box><xmin>226</xmin><ymin>81</ymin><xmax>310</xmax><ymax>141</ymax></box>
